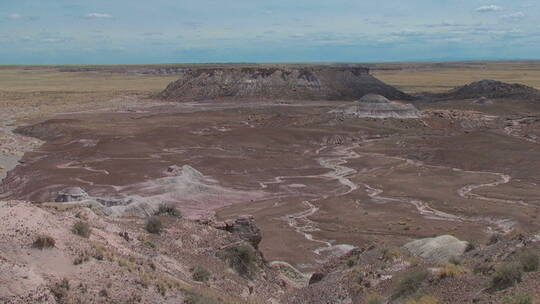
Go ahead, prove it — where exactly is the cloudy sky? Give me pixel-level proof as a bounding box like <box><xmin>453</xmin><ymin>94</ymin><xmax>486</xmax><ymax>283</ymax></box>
<box><xmin>1</xmin><ymin>0</ymin><xmax>539</xmax><ymax>64</ymax></box>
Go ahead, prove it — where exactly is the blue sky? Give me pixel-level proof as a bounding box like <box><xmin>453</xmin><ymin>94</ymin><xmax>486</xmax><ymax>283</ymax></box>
<box><xmin>1</xmin><ymin>0</ymin><xmax>539</xmax><ymax>64</ymax></box>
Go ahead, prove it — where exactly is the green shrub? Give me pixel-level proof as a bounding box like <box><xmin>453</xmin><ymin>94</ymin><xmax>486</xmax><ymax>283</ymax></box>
<box><xmin>72</xmin><ymin>221</ymin><xmax>91</xmax><ymax>238</ymax></box>
<box><xmin>33</xmin><ymin>235</ymin><xmax>56</xmax><ymax>249</ymax></box>
<box><xmin>156</xmin><ymin>204</ymin><xmax>181</xmax><ymax>217</ymax></box>
<box><xmin>490</xmin><ymin>263</ymin><xmax>522</xmax><ymax>291</ymax></box>
<box><xmin>502</xmin><ymin>295</ymin><xmax>533</xmax><ymax>304</ymax></box>
<box><xmin>518</xmin><ymin>250</ymin><xmax>539</xmax><ymax>272</ymax></box>
<box><xmin>392</xmin><ymin>269</ymin><xmax>430</xmax><ymax>299</ymax></box>
<box><xmin>146</xmin><ymin>217</ymin><xmax>162</xmax><ymax>234</ymax></box>
<box><xmin>219</xmin><ymin>244</ymin><xmax>257</xmax><ymax>278</ymax></box>
<box><xmin>192</xmin><ymin>265</ymin><xmax>211</xmax><ymax>282</ymax></box>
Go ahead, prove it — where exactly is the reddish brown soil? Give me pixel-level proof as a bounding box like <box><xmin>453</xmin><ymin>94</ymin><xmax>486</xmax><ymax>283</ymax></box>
<box><xmin>2</xmin><ymin>99</ymin><xmax>540</xmax><ymax>273</ymax></box>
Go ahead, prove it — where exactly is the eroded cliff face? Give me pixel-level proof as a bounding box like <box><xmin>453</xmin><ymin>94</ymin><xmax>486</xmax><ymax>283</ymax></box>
<box><xmin>159</xmin><ymin>67</ymin><xmax>413</xmax><ymax>101</ymax></box>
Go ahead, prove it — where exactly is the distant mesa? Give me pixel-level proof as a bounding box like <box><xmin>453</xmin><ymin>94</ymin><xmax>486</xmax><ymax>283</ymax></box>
<box><xmin>442</xmin><ymin>79</ymin><xmax>540</xmax><ymax>100</ymax></box>
<box><xmin>159</xmin><ymin>66</ymin><xmax>413</xmax><ymax>101</ymax></box>
<box><xmin>337</xmin><ymin>94</ymin><xmax>421</xmax><ymax>119</ymax></box>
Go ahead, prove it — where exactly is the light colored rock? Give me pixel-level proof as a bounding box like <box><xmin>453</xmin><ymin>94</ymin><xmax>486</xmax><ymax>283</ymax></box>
<box><xmin>55</xmin><ymin>187</ymin><xmax>89</xmax><ymax>202</ymax></box>
<box><xmin>403</xmin><ymin>235</ymin><xmax>469</xmax><ymax>263</ymax></box>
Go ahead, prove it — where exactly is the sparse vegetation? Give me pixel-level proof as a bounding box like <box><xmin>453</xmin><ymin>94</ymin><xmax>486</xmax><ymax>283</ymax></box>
<box><xmin>502</xmin><ymin>295</ymin><xmax>533</xmax><ymax>304</ymax></box>
<box><xmin>488</xmin><ymin>233</ymin><xmax>503</xmax><ymax>245</ymax></box>
<box><xmin>347</xmin><ymin>266</ymin><xmax>366</xmax><ymax>295</ymax></box>
<box><xmin>99</xmin><ymin>288</ymin><xmax>109</xmax><ymax>297</ymax></box>
<box><xmin>489</xmin><ymin>262</ymin><xmax>523</xmax><ymax>291</ymax></box>
<box><xmin>192</xmin><ymin>265</ymin><xmax>211</xmax><ymax>282</ymax></box>
<box><xmin>518</xmin><ymin>249</ymin><xmax>539</xmax><ymax>272</ymax></box>
<box><xmin>184</xmin><ymin>292</ymin><xmax>219</xmax><ymax>304</ymax></box>
<box><xmin>156</xmin><ymin>203</ymin><xmax>181</xmax><ymax>217</ymax></box>
<box><xmin>404</xmin><ymin>294</ymin><xmax>438</xmax><ymax>304</ymax></box>
<box><xmin>144</xmin><ymin>241</ymin><xmax>156</xmax><ymax>248</ymax></box>
<box><xmin>382</xmin><ymin>247</ymin><xmax>401</xmax><ymax>262</ymax></box>
<box><xmin>465</xmin><ymin>241</ymin><xmax>476</xmax><ymax>252</ymax></box>
<box><xmin>33</xmin><ymin>235</ymin><xmax>56</xmax><ymax>249</ymax></box>
<box><xmin>364</xmin><ymin>292</ymin><xmax>384</xmax><ymax>304</ymax></box>
<box><xmin>50</xmin><ymin>278</ymin><xmax>70</xmax><ymax>302</ymax></box>
<box><xmin>392</xmin><ymin>269</ymin><xmax>430</xmax><ymax>299</ymax></box>
<box><xmin>73</xmin><ymin>252</ymin><xmax>90</xmax><ymax>265</ymax></box>
<box><xmin>219</xmin><ymin>244</ymin><xmax>257</xmax><ymax>278</ymax></box>
<box><xmin>72</xmin><ymin>221</ymin><xmax>91</xmax><ymax>238</ymax></box>
<box><xmin>145</xmin><ymin>217</ymin><xmax>163</xmax><ymax>234</ymax></box>
<box><xmin>436</xmin><ymin>263</ymin><xmax>467</xmax><ymax>280</ymax></box>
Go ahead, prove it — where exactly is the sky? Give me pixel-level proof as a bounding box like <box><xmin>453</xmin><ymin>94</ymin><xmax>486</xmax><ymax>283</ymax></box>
<box><xmin>1</xmin><ymin>0</ymin><xmax>539</xmax><ymax>64</ymax></box>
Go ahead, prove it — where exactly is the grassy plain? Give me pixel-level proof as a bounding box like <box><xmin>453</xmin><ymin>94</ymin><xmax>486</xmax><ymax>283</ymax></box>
<box><xmin>2</xmin><ymin>61</ymin><xmax>540</xmax><ymax>121</ymax></box>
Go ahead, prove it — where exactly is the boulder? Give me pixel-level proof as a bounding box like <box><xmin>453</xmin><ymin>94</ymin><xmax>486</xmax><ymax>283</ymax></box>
<box><xmin>55</xmin><ymin>187</ymin><xmax>89</xmax><ymax>202</ymax></box>
<box><xmin>215</xmin><ymin>215</ymin><xmax>262</xmax><ymax>249</ymax></box>
<box><xmin>403</xmin><ymin>235</ymin><xmax>469</xmax><ymax>263</ymax></box>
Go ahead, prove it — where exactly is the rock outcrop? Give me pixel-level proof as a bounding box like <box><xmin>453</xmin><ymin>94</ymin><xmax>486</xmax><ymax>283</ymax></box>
<box><xmin>55</xmin><ymin>187</ymin><xmax>89</xmax><ymax>202</ymax></box>
<box><xmin>403</xmin><ymin>235</ymin><xmax>469</xmax><ymax>263</ymax></box>
<box><xmin>214</xmin><ymin>215</ymin><xmax>262</xmax><ymax>249</ymax></box>
<box><xmin>337</xmin><ymin>94</ymin><xmax>421</xmax><ymax>118</ymax></box>
<box><xmin>159</xmin><ymin>67</ymin><xmax>413</xmax><ymax>101</ymax></box>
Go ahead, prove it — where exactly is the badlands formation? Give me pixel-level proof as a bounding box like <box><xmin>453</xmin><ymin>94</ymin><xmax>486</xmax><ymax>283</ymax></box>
<box><xmin>0</xmin><ymin>65</ymin><xmax>539</xmax><ymax>303</ymax></box>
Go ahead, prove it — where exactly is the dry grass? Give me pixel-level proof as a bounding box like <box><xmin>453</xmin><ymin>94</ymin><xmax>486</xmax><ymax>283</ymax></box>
<box><xmin>372</xmin><ymin>61</ymin><xmax>540</xmax><ymax>94</ymax></box>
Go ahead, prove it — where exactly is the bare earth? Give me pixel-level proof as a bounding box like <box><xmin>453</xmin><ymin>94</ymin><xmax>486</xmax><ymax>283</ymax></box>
<box><xmin>1</xmin><ymin>62</ymin><xmax>539</xmax><ymax>303</ymax></box>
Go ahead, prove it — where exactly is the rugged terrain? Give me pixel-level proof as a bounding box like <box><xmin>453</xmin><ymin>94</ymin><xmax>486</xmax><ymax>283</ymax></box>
<box><xmin>159</xmin><ymin>67</ymin><xmax>412</xmax><ymax>101</ymax></box>
<box><xmin>1</xmin><ymin>63</ymin><xmax>540</xmax><ymax>303</ymax></box>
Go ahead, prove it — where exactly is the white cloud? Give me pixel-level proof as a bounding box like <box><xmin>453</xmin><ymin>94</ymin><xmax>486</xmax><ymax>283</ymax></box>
<box><xmin>503</xmin><ymin>12</ymin><xmax>526</xmax><ymax>20</ymax></box>
<box><xmin>475</xmin><ymin>5</ymin><xmax>502</xmax><ymax>13</ymax></box>
<box><xmin>86</xmin><ymin>13</ymin><xmax>113</xmax><ymax>19</ymax></box>
<box><xmin>9</xmin><ymin>13</ymin><xmax>22</xmax><ymax>19</ymax></box>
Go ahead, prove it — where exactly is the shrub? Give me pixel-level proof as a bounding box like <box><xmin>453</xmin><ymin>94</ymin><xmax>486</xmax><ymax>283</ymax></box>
<box><xmin>348</xmin><ymin>267</ymin><xmax>366</xmax><ymax>295</ymax></box>
<box><xmin>392</xmin><ymin>269</ymin><xmax>430</xmax><ymax>299</ymax></box>
<box><xmin>184</xmin><ymin>292</ymin><xmax>219</xmax><ymax>304</ymax></box>
<box><xmin>156</xmin><ymin>204</ymin><xmax>181</xmax><ymax>217</ymax></box>
<box><xmin>490</xmin><ymin>263</ymin><xmax>523</xmax><ymax>291</ymax></box>
<box><xmin>404</xmin><ymin>294</ymin><xmax>438</xmax><ymax>304</ymax></box>
<box><xmin>518</xmin><ymin>250</ymin><xmax>539</xmax><ymax>272</ymax></box>
<box><xmin>364</xmin><ymin>293</ymin><xmax>384</xmax><ymax>304</ymax></box>
<box><xmin>146</xmin><ymin>217</ymin><xmax>162</xmax><ymax>234</ymax></box>
<box><xmin>488</xmin><ymin>233</ymin><xmax>503</xmax><ymax>245</ymax></box>
<box><xmin>502</xmin><ymin>295</ymin><xmax>533</xmax><ymax>304</ymax></box>
<box><xmin>50</xmin><ymin>278</ymin><xmax>70</xmax><ymax>301</ymax></box>
<box><xmin>33</xmin><ymin>235</ymin><xmax>56</xmax><ymax>249</ymax></box>
<box><xmin>219</xmin><ymin>244</ymin><xmax>257</xmax><ymax>278</ymax></box>
<box><xmin>382</xmin><ymin>248</ymin><xmax>400</xmax><ymax>262</ymax></box>
<box><xmin>73</xmin><ymin>253</ymin><xmax>90</xmax><ymax>265</ymax></box>
<box><xmin>192</xmin><ymin>265</ymin><xmax>211</xmax><ymax>282</ymax></box>
<box><xmin>436</xmin><ymin>263</ymin><xmax>466</xmax><ymax>280</ymax></box>
<box><xmin>72</xmin><ymin>221</ymin><xmax>91</xmax><ymax>238</ymax></box>
<box><xmin>465</xmin><ymin>241</ymin><xmax>476</xmax><ymax>252</ymax></box>
<box><xmin>144</xmin><ymin>241</ymin><xmax>156</xmax><ymax>248</ymax></box>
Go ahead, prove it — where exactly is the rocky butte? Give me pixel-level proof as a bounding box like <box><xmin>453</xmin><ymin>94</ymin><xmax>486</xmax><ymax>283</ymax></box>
<box><xmin>159</xmin><ymin>66</ymin><xmax>413</xmax><ymax>101</ymax></box>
